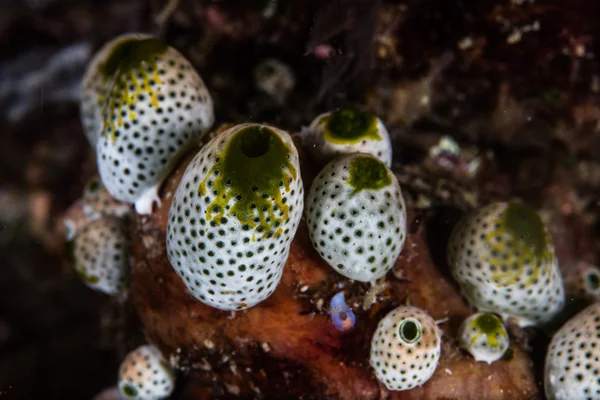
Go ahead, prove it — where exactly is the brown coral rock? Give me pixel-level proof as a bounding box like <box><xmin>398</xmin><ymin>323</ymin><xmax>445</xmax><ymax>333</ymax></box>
<box><xmin>130</xmin><ymin>147</ymin><xmax>539</xmax><ymax>400</ymax></box>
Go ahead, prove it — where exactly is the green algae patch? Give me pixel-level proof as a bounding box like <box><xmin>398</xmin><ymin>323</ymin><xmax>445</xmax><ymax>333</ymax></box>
<box><xmin>347</xmin><ymin>155</ymin><xmax>391</xmax><ymax>195</ymax></box>
<box><xmin>469</xmin><ymin>313</ymin><xmax>504</xmax><ymax>347</ymax></box>
<box><xmin>199</xmin><ymin>125</ymin><xmax>297</xmax><ymax>237</ymax></box>
<box><xmin>485</xmin><ymin>202</ymin><xmax>553</xmax><ymax>287</ymax></box>
<box><xmin>504</xmin><ymin>202</ymin><xmax>548</xmax><ymax>259</ymax></box>
<box><xmin>99</xmin><ymin>37</ymin><xmax>169</xmax><ymax>141</ymax></box>
<box><xmin>99</xmin><ymin>37</ymin><xmax>168</xmax><ymax>78</ymax></box>
<box><xmin>320</xmin><ymin>106</ymin><xmax>381</xmax><ymax>144</ymax></box>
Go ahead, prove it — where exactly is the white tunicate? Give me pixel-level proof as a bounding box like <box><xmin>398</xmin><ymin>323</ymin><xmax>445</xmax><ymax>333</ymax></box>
<box><xmin>166</xmin><ymin>123</ymin><xmax>303</xmax><ymax>311</ymax></box>
<box><xmin>457</xmin><ymin>312</ymin><xmax>509</xmax><ymax>364</ymax></box>
<box><xmin>447</xmin><ymin>201</ymin><xmax>565</xmax><ymax>327</ymax></box>
<box><xmin>370</xmin><ymin>306</ymin><xmax>441</xmax><ymax>391</ymax></box>
<box><xmin>304</xmin><ymin>106</ymin><xmax>392</xmax><ymax>167</ymax></box>
<box><xmin>545</xmin><ymin>303</ymin><xmax>600</xmax><ymax>400</ymax></box>
<box><xmin>118</xmin><ymin>344</ymin><xmax>175</xmax><ymax>400</ymax></box>
<box><xmin>254</xmin><ymin>58</ymin><xmax>295</xmax><ymax>104</ymax></box>
<box><xmin>73</xmin><ymin>216</ymin><xmax>130</xmax><ymax>295</ymax></box>
<box><xmin>84</xmin><ymin>33</ymin><xmax>214</xmax><ymax>214</ymax></box>
<box><xmin>306</xmin><ymin>153</ymin><xmax>406</xmax><ymax>282</ymax></box>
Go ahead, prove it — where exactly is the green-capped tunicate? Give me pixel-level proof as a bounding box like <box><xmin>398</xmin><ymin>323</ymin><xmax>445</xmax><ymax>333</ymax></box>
<box><xmin>305</xmin><ymin>153</ymin><xmax>406</xmax><ymax>282</ymax></box>
<box><xmin>166</xmin><ymin>123</ymin><xmax>303</xmax><ymax>311</ymax></box>
<box><xmin>304</xmin><ymin>106</ymin><xmax>392</xmax><ymax>167</ymax></box>
<box><xmin>457</xmin><ymin>312</ymin><xmax>509</xmax><ymax>364</ymax></box>
<box><xmin>81</xmin><ymin>33</ymin><xmax>214</xmax><ymax>214</ymax></box>
<box><xmin>447</xmin><ymin>202</ymin><xmax>565</xmax><ymax>327</ymax></box>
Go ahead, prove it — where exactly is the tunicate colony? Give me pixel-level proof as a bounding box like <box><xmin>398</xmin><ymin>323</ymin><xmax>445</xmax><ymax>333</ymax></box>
<box><xmin>66</xmin><ymin>32</ymin><xmax>596</xmax><ymax>398</ymax></box>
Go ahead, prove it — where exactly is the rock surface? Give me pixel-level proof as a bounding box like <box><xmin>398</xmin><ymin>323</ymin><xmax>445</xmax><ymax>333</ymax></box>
<box><xmin>131</xmin><ymin>143</ymin><xmax>539</xmax><ymax>399</ymax></box>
